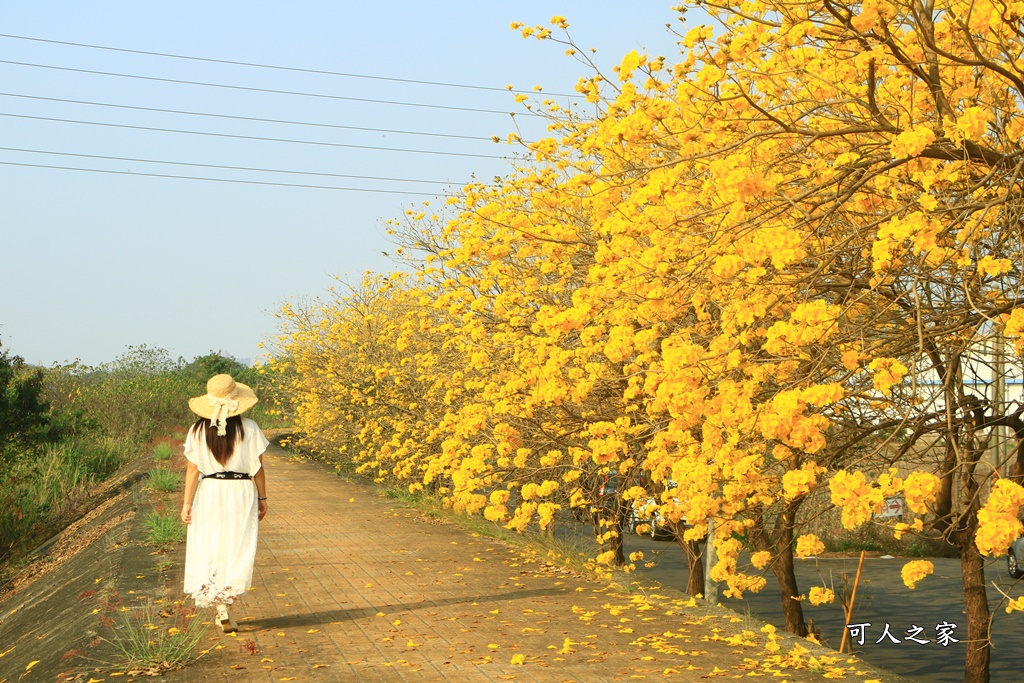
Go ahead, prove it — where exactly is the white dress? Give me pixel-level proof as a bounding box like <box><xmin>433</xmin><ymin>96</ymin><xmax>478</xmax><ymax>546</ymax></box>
<box><xmin>182</xmin><ymin>417</ymin><xmax>269</xmax><ymax>608</ymax></box>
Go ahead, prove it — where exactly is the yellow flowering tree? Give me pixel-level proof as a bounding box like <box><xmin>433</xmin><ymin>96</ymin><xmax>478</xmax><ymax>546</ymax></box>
<box><xmin>270</xmin><ymin>4</ymin><xmax>1024</xmax><ymax>681</ymax></box>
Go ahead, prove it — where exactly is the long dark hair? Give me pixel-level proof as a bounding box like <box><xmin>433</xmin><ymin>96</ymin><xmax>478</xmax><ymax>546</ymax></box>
<box><xmin>191</xmin><ymin>415</ymin><xmax>246</xmax><ymax>465</ymax></box>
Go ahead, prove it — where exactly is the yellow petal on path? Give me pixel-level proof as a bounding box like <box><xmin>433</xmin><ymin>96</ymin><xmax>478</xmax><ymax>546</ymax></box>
<box><xmin>26</xmin><ymin>661</ymin><xmax>39</xmax><ymax>671</ymax></box>
<box><xmin>307</xmin><ymin>629</ymin><xmax>320</xmax><ymax>633</ymax></box>
<box><xmin>312</xmin><ymin>664</ymin><xmax>330</xmax><ymax>668</ymax></box>
<box><xmin>511</xmin><ymin>654</ymin><xmax>525</xmax><ymax>665</ymax></box>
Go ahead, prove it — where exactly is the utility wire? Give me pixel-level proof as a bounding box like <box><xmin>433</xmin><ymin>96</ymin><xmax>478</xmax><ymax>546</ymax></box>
<box><xmin>0</xmin><ymin>59</ymin><xmax>541</xmax><ymax>116</ymax></box>
<box><xmin>0</xmin><ymin>32</ymin><xmax>582</xmax><ymax>99</ymax></box>
<box><xmin>0</xmin><ymin>145</ymin><xmax>459</xmax><ymax>184</ymax></box>
<box><xmin>0</xmin><ymin>159</ymin><xmax>448</xmax><ymax>195</ymax></box>
<box><xmin>0</xmin><ymin>91</ymin><xmax>511</xmax><ymax>142</ymax></box>
<box><xmin>0</xmin><ymin>111</ymin><xmax>514</xmax><ymax>159</ymax></box>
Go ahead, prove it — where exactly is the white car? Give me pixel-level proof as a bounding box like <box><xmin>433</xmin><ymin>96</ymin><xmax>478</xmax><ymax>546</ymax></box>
<box><xmin>1009</xmin><ymin>536</ymin><xmax>1024</xmax><ymax>579</ymax></box>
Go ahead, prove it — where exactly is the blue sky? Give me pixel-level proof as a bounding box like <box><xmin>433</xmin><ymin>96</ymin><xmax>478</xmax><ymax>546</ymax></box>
<box><xmin>0</xmin><ymin>1</ymin><xmax>691</xmax><ymax>367</ymax></box>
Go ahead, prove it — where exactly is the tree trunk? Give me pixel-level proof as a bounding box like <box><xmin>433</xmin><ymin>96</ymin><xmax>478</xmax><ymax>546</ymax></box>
<box><xmin>607</xmin><ymin>514</ymin><xmax>626</xmax><ymax>566</ymax></box>
<box><xmin>594</xmin><ymin>508</ymin><xmax>627</xmax><ymax>566</ymax></box>
<box><xmin>959</xmin><ymin>536</ymin><xmax>991</xmax><ymax>683</ymax></box>
<box><xmin>676</xmin><ymin>529</ymin><xmax>704</xmax><ymax>596</ymax></box>
<box><xmin>771</xmin><ymin>507</ymin><xmax>807</xmax><ymax>636</ymax></box>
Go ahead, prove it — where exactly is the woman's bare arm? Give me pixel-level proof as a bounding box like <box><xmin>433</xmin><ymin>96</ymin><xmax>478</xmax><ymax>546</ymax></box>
<box><xmin>181</xmin><ymin>461</ymin><xmax>200</xmax><ymax>524</ymax></box>
<box><xmin>254</xmin><ymin>455</ymin><xmax>267</xmax><ymax>521</ymax></box>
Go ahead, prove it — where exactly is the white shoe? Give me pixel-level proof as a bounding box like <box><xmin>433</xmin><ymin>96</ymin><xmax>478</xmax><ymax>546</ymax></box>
<box><xmin>216</xmin><ymin>604</ymin><xmax>237</xmax><ymax>633</ymax></box>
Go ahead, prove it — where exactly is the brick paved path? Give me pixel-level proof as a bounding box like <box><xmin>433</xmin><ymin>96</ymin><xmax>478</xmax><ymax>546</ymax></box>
<box><xmin>162</xmin><ymin>443</ymin><xmax>885</xmax><ymax>683</ymax></box>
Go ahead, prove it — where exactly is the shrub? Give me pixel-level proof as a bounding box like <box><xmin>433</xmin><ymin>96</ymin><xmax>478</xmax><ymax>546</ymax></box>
<box><xmin>0</xmin><ymin>340</ymin><xmax>54</xmax><ymax>465</ymax></box>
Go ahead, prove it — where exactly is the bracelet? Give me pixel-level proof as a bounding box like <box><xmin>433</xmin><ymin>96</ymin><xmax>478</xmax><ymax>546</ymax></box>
<box><xmin>258</xmin><ymin>497</ymin><xmax>268</xmax><ymax>501</ymax></box>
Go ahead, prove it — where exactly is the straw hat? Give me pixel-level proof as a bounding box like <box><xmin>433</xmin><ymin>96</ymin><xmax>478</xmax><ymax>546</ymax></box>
<box><xmin>189</xmin><ymin>374</ymin><xmax>258</xmax><ymax>435</ymax></box>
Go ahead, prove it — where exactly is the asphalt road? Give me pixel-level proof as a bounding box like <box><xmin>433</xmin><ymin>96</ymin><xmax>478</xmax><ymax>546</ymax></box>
<box><xmin>621</xmin><ymin>534</ymin><xmax>1024</xmax><ymax>683</ymax></box>
<box><xmin>554</xmin><ymin>520</ymin><xmax>1023</xmax><ymax>683</ymax></box>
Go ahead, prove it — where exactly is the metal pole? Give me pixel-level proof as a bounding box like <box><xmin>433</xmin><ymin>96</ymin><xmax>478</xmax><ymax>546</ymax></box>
<box><xmin>839</xmin><ymin>550</ymin><xmax>866</xmax><ymax>654</ymax></box>
<box><xmin>704</xmin><ymin>518</ymin><xmax>717</xmax><ymax>603</ymax></box>
<box><xmin>992</xmin><ymin>331</ymin><xmax>1008</xmax><ymax>476</ymax></box>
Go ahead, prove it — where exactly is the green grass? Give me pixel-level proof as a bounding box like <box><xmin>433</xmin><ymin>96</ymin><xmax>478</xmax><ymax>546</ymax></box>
<box><xmin>146</xmin><ymin>468</ymin><xmax>180</xmax><ymax>493</ymax></box>
<box><xmin>382</xmin><ymin>486</ymin><xmax>599</xmax><ymax>577</ymax></box>
<box><xmin>102</xmin><ymin>601</ymin><xmax>207</xmax><ymax>674</ymax></box>
<box><xmin>829</xmin><ymin>538</ymin><xmax>883</xmax><ymax>553</ymax></box>
<box><xmin>152</xmin><ymin>443</ymin><xmax>175</xmax><ymax>461</ymax></box>
<box><xmin>145</xmin><ymin>512</ymin><xmax>186</xmax><ymax>546</ymax></box>
<box><xmin>0</xmin><ymin>436</ymin><xmax>133</xmax><ymax>565</ymax></box>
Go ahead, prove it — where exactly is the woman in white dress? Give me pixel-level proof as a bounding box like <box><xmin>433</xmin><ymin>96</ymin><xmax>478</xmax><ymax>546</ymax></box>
<box><xmin>180</xmin><ymin>374</ymin><xmax>269</xmax><ymax>633</ymax></box>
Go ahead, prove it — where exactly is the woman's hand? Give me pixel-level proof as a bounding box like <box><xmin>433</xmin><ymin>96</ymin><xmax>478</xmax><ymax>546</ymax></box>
<box><xmin>181</xmin><ymin>504</ymin><xmax>192</xmax><ymax>524</ymax></box>
<box><xmin>258</xmin><ymin>499</ymin><xmax>268</xmax><ymax>521</ymax></box>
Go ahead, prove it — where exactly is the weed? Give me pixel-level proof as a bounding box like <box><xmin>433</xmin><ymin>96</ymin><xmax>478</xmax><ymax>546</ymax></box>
<box><xmin>831</xmin><ymin>538</ymin><xmax>883</xmax><ymax>553</ymax></box>
<box><xmin>145</xmin><ymin>512</ymin><xmax>186</xmax><ymax>546</ymax></box>
<box><xmin>102</xmin><ymin>600</ymin><xmax>207</xmax><ymax>674</ymax></box>
<box><xmin>153</xmin><ymin>557</ymin><xmax>173</xmax><ymax>572</ymax></box>
<box><xmin>152</xmin><ymin>443</ymin><xmax>175</xmax><ymax>461</ymax></box>
<box><xmin>146</xmin><ymin>468</ymin><xmax>180</xmax><ymax>493</ymax></box>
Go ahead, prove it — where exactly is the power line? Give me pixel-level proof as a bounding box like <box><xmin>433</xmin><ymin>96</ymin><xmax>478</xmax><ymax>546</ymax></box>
<box><xmin>0</xmin><ymin>111</ymin><xmax>513</xmax><ymax>159</ymax></box>
<box><xmin>0</xmin><ymin>32</ymin><xmax>582</xmax><ymax>99</ymax></box>
<box><xmin>0</xmin><ymin>159</ymin><xmax>448</xmax><ymax>195</ymax></box>
<box><xmin>0</xmin><ymin>91</ymin><xmax>507</xmax><ymax>142</ymax></box>
<box><xmin>0</xmin><ymin>59</ymin><xmax>540</xmax><ymax>116</ymax></box>
<box><xmin>0</xmin><ymin>145</ymin><xmax>459</xmax><ymax>184</ymax></box>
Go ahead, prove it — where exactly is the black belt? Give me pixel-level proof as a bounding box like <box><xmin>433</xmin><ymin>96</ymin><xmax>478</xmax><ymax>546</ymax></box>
<box><xmin>201</xmin><ymin>471</ymin><xmax>251</xmax><ymax>480</ymax></box>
